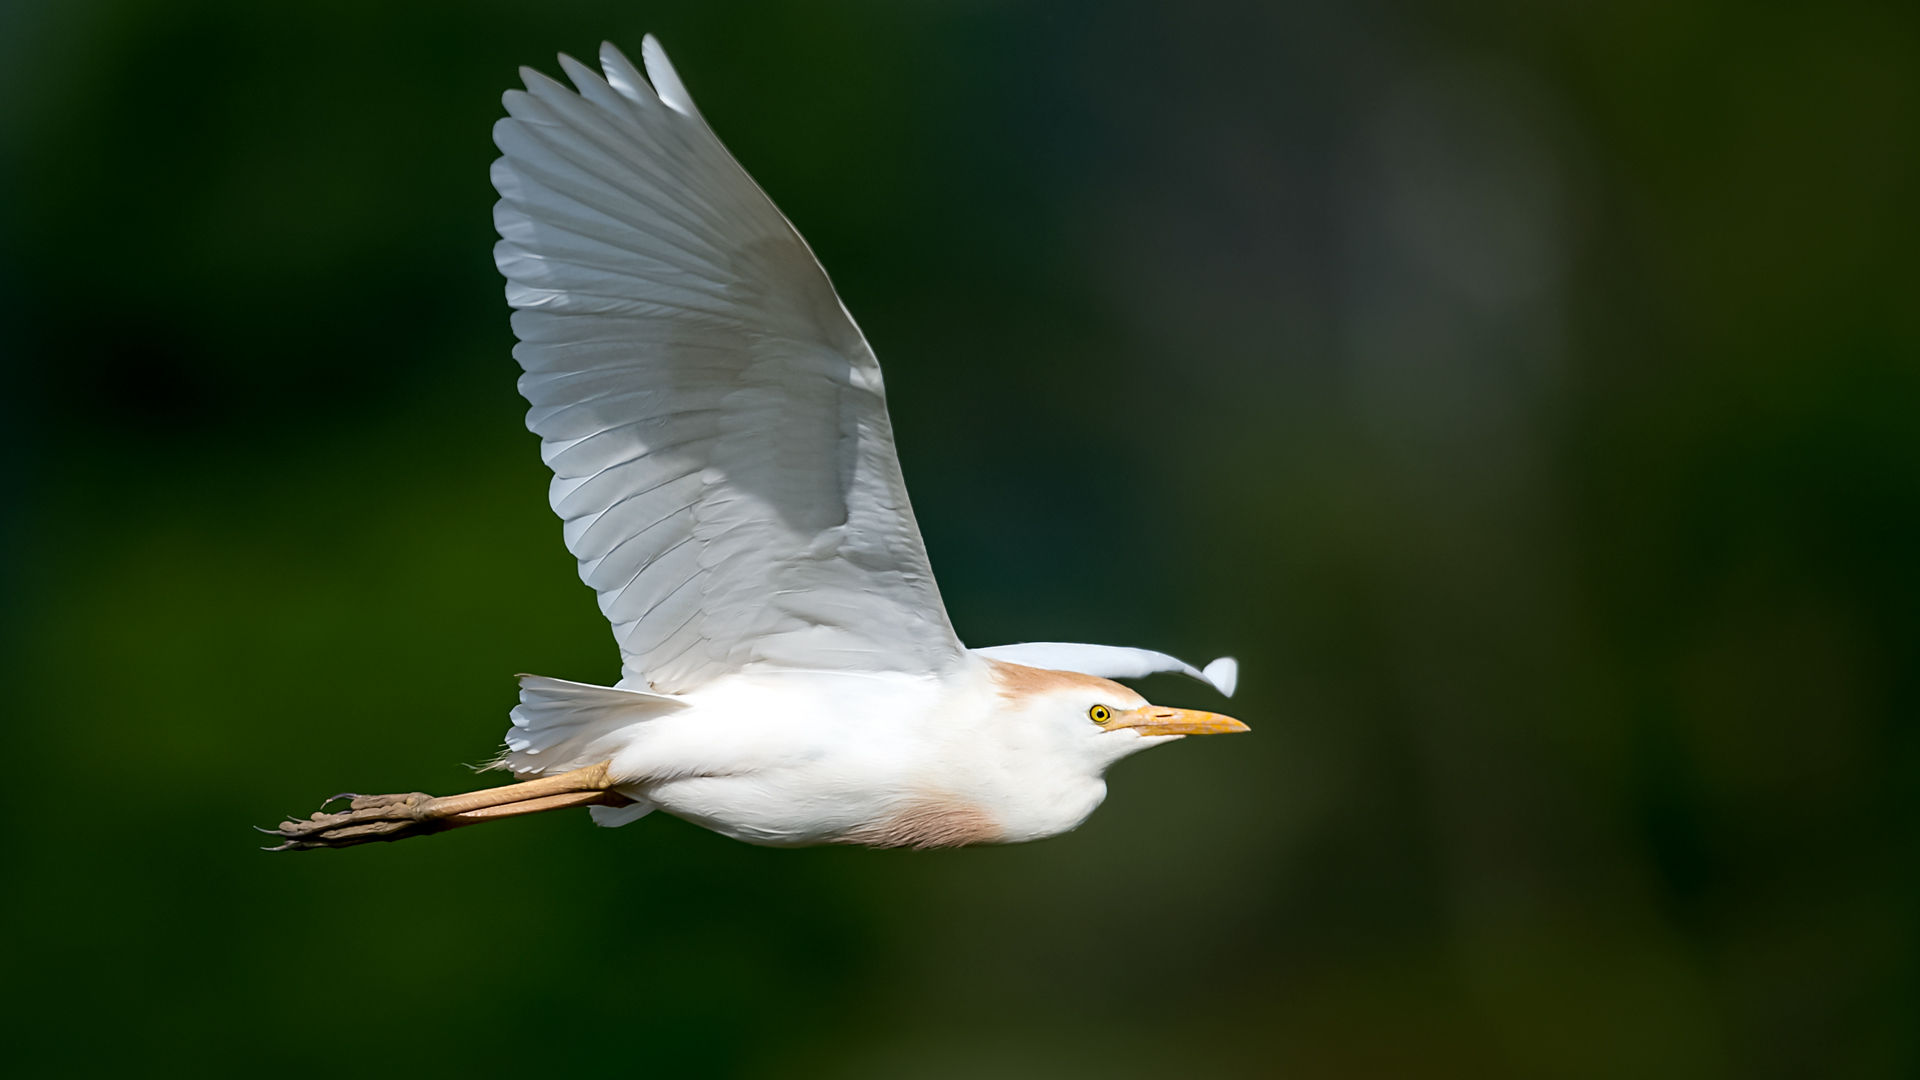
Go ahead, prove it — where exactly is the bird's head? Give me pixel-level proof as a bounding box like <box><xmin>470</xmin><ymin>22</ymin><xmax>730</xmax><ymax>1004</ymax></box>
<box><xmin>985</xmin><ymin>660</ymin><xmax>1249</xmax><ymax>770</ymax></box>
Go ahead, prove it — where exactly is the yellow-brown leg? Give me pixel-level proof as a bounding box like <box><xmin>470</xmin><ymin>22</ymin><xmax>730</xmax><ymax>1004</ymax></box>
<box><xmin>264</xmin><ymin>762</ymin><xmax>632</xmax><ymax>851</ymax></box>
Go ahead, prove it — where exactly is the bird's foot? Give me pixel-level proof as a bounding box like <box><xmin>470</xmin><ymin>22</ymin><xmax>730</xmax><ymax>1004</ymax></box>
<box><xmin>261</xmin><ymin>762</ymin><xmax>631</xmax><ymax>852</ymax></box>
<box><xmin>265</xmin><ymin>792</ymin><xmax>449</xmax><ymax>851</ymax></box>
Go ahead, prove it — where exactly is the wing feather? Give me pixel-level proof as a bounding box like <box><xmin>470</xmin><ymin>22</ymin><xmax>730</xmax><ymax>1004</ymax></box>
<box><xmin>492</xmin><ymin>37</ymin><xmax>962</xmax><ymax>692</ymax></box>
<box><xmin>973</xmin><ymin>643</ymin><xmax>1240</xmax><ymax>697</ymax></box>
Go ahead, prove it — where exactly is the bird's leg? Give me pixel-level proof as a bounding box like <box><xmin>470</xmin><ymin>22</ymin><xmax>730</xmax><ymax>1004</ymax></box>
<box><xmin>264</xmin><ymin>761</ymin><xmax>633</xmax><ymax>851</ymax></box>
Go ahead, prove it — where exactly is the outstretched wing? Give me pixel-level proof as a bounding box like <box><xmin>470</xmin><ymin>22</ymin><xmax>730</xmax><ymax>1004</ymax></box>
<box><xmin>971</xmin><ymin>643</ymin><xmax>1239</xmax><ymax>697</ymax></box>
<box><xmin>491</xmin><ymin>37</ymin><xmax>962</xmax><ymax>694</ymax></box>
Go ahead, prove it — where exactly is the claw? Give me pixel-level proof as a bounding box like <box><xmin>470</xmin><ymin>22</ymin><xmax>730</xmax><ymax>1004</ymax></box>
<box><xmin>262</xmin><ymin>762</ymin><xmax>622</xmax><ymax>851</ymax></box>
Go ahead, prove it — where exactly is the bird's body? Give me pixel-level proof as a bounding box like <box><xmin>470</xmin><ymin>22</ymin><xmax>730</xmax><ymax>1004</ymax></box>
<box><xmin>587</xmin><ymin>663</ymin><xmax>1113</xmax><ymax>847</ymax></box>
<box><xmin>268</xmin><ymin>35</ymin><xmax>1244</xmax><ymax>853</ymax></box>
<box><xmin>509</xmin><ymin>660</ymin><xmax>1165</xmax><ymax>848</ymax></box>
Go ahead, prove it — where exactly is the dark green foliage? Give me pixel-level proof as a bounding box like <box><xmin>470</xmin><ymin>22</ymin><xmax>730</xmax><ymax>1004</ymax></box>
<box><xmin>1</xmin><ymin>0</ymin><xmax>1915</xmax><ymax>1075</ymax></box>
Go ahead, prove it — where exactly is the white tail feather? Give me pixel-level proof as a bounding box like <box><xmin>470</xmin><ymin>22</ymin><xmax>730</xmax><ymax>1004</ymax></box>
<box><xmin>500</xmin><ymin>674</ymin><xmax>689</xmax><ymax>776</ymax></box>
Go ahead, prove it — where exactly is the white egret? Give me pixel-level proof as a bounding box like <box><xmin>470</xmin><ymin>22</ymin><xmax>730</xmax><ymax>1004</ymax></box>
<box><xmin>270</xmin><ymin>36</ymin><xmax>1244</xmax><ymax>852</ymax></box>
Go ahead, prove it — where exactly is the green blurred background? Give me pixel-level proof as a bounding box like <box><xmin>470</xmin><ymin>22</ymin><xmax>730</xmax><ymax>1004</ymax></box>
<box><xmin>2</xmin><ymin>1</ymin><xmax>1916</xmax><ymax>1076</ymax></box>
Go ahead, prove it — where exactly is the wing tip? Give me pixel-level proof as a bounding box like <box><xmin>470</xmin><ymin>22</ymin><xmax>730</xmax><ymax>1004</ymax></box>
<box><xmin>598</xmin><ymin>39</ymin><xmax>659</xmax><ymax>108</ymax></box>
<box><xmin>1203</xmin><ymin>657</ymin><xmax>1239</xmax><ymax>697</ymax></box>
<box><xmin>640</xmin><ymin>33</ymin><xmax>700</xmax><ymax>118</ymax></box>
<box><xmin>555</xmin><ymin>50</ymin><xmax>590</xmax><ymax>81</ymax></box>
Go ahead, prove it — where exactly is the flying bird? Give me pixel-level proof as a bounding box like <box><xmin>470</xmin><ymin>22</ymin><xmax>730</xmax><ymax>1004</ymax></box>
<box><xmin>269</xmin><ymin>36</ymin><xmax>1245</xmax><ymax>852</ymax></box>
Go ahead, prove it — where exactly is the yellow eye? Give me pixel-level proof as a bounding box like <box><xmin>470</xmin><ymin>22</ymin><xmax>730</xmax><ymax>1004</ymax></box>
<box><xmin>1090</xmin><ymin>705</ymin><xmax>1112</xmax><ymax>724</ymax></box>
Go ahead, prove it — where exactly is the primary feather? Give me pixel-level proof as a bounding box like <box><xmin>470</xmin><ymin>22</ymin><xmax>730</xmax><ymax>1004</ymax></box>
<box><xmin>492</xmin><ymin>37</ymin><xmax>963</xmax><ymax>696</ymax></box>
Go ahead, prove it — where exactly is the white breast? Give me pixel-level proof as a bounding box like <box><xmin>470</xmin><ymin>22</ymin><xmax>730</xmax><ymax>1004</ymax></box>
<box><xmin>593</xmin><ymin>661</ymin><xmax>1108</xmax><ymax>847</ymax></box>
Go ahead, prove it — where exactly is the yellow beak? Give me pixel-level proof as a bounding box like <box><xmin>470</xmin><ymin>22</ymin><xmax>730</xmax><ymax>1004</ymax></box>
<box><xmin>1109</xmin><ymin>706</ymin><xmax>1250</xmax><ymax>736</ymax></box>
